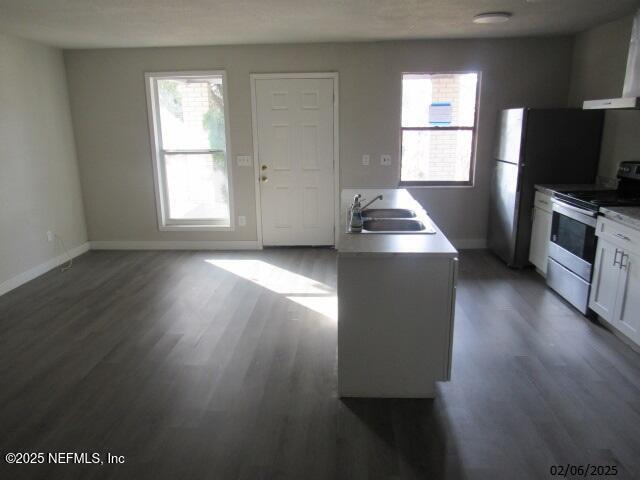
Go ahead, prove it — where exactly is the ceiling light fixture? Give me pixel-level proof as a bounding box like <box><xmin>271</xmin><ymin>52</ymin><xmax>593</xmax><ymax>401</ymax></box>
<box><xmin>473</xmin><ymin>12</ymin><xmax>512</xmax><ymax>24</ymax></box>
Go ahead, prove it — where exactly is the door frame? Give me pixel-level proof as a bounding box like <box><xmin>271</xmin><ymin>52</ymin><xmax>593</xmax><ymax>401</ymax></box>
<box><xmin>250</xmin><ymin>72</ymin><xmax>340</xmax><ymax>248</ymax></box>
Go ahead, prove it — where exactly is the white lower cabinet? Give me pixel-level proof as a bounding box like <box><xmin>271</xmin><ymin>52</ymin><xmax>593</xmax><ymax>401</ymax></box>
<box><xmin>529</xmin><ymin>206</ymin><xmax>552</xmax><ymax>274</ymax></box>
<box><xmin>529</xmin><ymin>191</ymin><xmax>553</xmax><ymax>274</ymax></box>
<box><xmin>590</xmin><ymin>238</ymin><xmax>622</xmax><ymax>320</ymax></box>
<box><xmin>589</xmin><ymin>217</ymin><xmax>640</xmax><ymax>346</ymax></box>
<box><xmin>614</xmin><ymin>250</ymin><xmax>640</xmax><ymax>341</ymax></box>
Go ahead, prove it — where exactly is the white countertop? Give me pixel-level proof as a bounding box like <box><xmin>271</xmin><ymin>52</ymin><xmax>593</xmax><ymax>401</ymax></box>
<box><xmin>535</xmin><ymin>183</ymin><xmax>600</xmax><ymax>196</ymax></box>
<box><xmin>600</xmin><ymin>206</ymin><xmax>640</xmax><ymax>230</ymax></box>
<box><xmin>338</xmin><ymin>189</ymin><xmax>458</xmax><ymax>257</ymax></box>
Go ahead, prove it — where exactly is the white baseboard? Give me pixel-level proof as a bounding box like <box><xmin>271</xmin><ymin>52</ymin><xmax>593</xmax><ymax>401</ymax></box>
<box><xmin>0</xmin><ymin>240</ymin><xmax>260</xmax><ymax>297</ymax></box>
<box><xmin>89</xmin><ymin>240</ymin><xmax>262</xmax><ymax>250</ymax></box>
<box><xmin>0</xmin><ymin>242</ymin><xmax>90</xmax><ymax>297</ymax></box>
<box><xmin>1</xmin><ymin>237</ymin><xmax>483</xmax><ymax>296</ymax></box>
<box><xmin>451</xmin><ymin>238</ymin><xmax>487</xmax><ymax>249</ymax></box>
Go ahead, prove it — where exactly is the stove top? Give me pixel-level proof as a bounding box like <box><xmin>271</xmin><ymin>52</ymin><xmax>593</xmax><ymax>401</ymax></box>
<box><xmin>554</xmin><ymin>189</ymin><xmax>640</xmax><ymax>212</ymax></box>
<box><xmin>552</xmin><ymin>161</ymin><xmax>640</xmax><ymax>212</ymax></box>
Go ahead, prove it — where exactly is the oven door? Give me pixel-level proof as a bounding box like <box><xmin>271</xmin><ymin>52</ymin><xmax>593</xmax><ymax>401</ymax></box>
<box><xmin>549</xmin><ymin>200</ymin><xmax>598</xmax><ymax>281</ymax></box>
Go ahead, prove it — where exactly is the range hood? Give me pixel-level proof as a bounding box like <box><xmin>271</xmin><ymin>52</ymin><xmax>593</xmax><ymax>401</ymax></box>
<box><xmin>583</xmin><ymin>9</ymin><xmax>640</xmax><ymax>110</ymax></box>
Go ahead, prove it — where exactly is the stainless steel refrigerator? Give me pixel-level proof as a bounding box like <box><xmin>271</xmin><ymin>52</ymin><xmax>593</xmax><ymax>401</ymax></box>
<box><xmin>488</xmin><ymin>108</ymin><xmax>604</xmax><ymax>268</ymax></box>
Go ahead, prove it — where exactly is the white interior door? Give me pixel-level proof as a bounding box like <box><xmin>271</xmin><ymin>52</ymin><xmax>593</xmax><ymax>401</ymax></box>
<box><xmin>254</xmin><ymin>77</ymin><xmax>335</xmax><ymax>246</ymax></box>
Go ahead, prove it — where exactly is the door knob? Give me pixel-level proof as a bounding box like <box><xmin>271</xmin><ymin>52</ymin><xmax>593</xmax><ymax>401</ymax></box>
<box><xmin>261</xmin><ymin>165</ymin><xmax>267</xmax><ymax>170</ymax></box>
<box><xmin>261</xmin><ymin>175</ymin><xmax>268</xmax><ymax>182</ymax></box>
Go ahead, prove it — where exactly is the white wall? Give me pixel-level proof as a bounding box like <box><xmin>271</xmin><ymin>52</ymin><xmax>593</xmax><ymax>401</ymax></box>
<box><xmin>0</xmin><ymin>33</ymin><xmax>87</xmax><ymax>292</ymax></box>
<box><xmin>65</xmin><ymin>37</ymin><xmax>573</xmax><ymax>247</ymax></box>
<box><xmin>568</xmin><ymin>14</ymin><xmax>640</xmax><ymax>179</ymax></box>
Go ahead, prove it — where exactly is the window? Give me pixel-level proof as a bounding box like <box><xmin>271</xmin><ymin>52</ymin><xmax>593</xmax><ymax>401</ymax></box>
<box><xmin>146</xmin><ymin>71</ymin><xmax>233</xmax><ymax>230</ymax></box>
<box><xmin>400</xmin><ymin>72</ymin><xmax>479</xmax><ymax>186</ymax></box>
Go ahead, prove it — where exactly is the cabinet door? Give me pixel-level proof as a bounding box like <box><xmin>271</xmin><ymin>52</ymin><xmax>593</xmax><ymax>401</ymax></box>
<box><xmin>589</xmin><ymin>239</ymin><xmax>622</xmax><ymax>321</ymax></box>
<box><xmin>529</xmin><ymin>207</ymin><xmax>552</xmax><ymax>274</ymax></box>
<box><xmin>613</xmin><ymin>250</ymin><xmax>640</xmax><ymax>342</ymax></box>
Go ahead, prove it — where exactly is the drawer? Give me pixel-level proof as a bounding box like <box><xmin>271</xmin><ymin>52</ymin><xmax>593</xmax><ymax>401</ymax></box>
<box><xmin>547</xmin><ymin>257</ymin><xmax>591</xmax><ymax>315</ymax></box>
<box><xmin>534</xmin><ymin>191</ymin><xmax>552</xmax><ymax>213</ymax></box>
<box><xmin>597</xmin><ymin>216</ymin><xmax>640</xmax><ymax>255</ymax></box>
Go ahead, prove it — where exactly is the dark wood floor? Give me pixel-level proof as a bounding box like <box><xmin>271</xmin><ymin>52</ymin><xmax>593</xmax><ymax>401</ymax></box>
<box><xmin>1</xmin><ymin>249</ymin><xmax>639</xmax><ymax>480</ymax></box>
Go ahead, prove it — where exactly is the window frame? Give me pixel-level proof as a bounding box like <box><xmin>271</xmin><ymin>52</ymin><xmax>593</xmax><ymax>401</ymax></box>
<box><xmin>399</xmin><ymin>71</ymin><xmax>481</xmax><ymax>188</ymax></box>
<box><xmin>145</xmin><ymin>70</ymin><xmax>235</xmax><ymax>231</ymax></box>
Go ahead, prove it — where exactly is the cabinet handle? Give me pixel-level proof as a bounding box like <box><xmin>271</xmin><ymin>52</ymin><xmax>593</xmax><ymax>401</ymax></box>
<box><xmin>620</xmin><ymin>253</ymin><xmax>629</xmax><ymax>270</ymax></box>
<box><xmin>613</xmin><ymin>249</ymin><xmax>621</xmax><ymax>267</ymax></box>
<box><xmin>614</xmin><ymin>233</ymin><xmax>631</xmax><ymax>241</ymax></box>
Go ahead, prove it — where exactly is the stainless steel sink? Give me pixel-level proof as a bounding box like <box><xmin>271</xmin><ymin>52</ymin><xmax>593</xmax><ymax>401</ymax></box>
<box><xmin>362</xmin><ymin>208</ymin><xmax>416</xmax><ymax>219</ymax></box>
<box><xmin>362</xmin><ymin>218</ymin><xmax>428</xmax><ymax>233</ymax></box>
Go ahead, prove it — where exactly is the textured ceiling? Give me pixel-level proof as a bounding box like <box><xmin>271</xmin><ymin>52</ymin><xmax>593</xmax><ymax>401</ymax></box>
<box><xmin>0</xmin><ymin>0</ymin><xmax>638</xmax><ymax>49</ymax></box>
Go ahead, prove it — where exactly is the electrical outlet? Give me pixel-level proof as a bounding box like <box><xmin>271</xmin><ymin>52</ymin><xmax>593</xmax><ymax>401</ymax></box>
<box><xmin>381</xmin><ymin>154</ymin><xmax>392</xmax><ymax>166</ymax></box>
<box><xmin>238</xmin><ymin>215</ymin><xmax>246</xmax><ymax>227</ymax></box>
<box><xmin>46</xmin><ymin>231</ymin><xmax>55</xmax><ymax>242</ymax></box>
<box><xmin>362</xmin><ymin>154</ymin><xmax>370</xmax><ymax>166</ymax></box>
<box><xmin>236</xmin><ymin>155</ymin><xmax>252</xmax><ymax>167</ymax></box>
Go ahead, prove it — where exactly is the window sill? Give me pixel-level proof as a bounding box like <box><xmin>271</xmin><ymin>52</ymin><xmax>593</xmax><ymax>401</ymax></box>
<box><xmin>399</xmin><ymin>182</ymin><xmax>475</xmax><ymax>189</ymax></box>
<box><xmin>159</xmin><ymin>224</ymin><xmax>234</xmax><ymax>232</ymax></box>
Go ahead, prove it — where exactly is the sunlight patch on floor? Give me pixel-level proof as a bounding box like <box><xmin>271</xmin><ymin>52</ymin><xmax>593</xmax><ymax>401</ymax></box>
<box><xmin>286</xmin><ymin>295</ymin><xmax>337</xmax><ymax>322</ymax></box>
<box><xmin>205</xmin><ymin>259</ymin><xmax>337</xmax><ymax>322</ymax></box>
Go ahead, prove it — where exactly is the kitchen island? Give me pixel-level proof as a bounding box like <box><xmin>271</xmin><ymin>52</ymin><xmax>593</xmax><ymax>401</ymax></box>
<box><xmin>337</xmin><ymin>189</ymin><xmax>458</xmax><ymax>398</ymax></box>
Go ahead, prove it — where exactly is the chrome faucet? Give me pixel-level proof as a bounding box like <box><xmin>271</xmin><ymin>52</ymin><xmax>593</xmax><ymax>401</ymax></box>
<box><xmin>349</xmin><ymin>194</ymin><xmax>383</xmax><ymax>232</ymax></box>
<box><xmin>361</xmin><ymin>194</ymin><xmax>383</xmax><ymax>211</ymax></box>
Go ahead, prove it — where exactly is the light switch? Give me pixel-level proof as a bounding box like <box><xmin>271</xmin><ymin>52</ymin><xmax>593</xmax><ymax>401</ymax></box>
<box><xmin>238</xmin><ymin>216</ymin><xmax>246</xmax><ymax>227</ymax></box>
<box><xmin>237</xmin><ymin>155</ymin><xmax>252</xmax><ymax>167</ymax></box>
<box><xmin>362</xmin><ymin>154</ymin><xmax>370</xmax><ymax>166</ymax></box>
<box><xmin>381</xmin><ymin>154</ymin><xmax>392</xmax><ymax>166</ymax></box>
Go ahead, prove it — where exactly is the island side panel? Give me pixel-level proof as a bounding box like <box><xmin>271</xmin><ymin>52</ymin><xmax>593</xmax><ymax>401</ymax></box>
<box><xmin>337</xmin><ymin>254</ymin><xmax>457</xmax><ymax>398</ymax></box>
